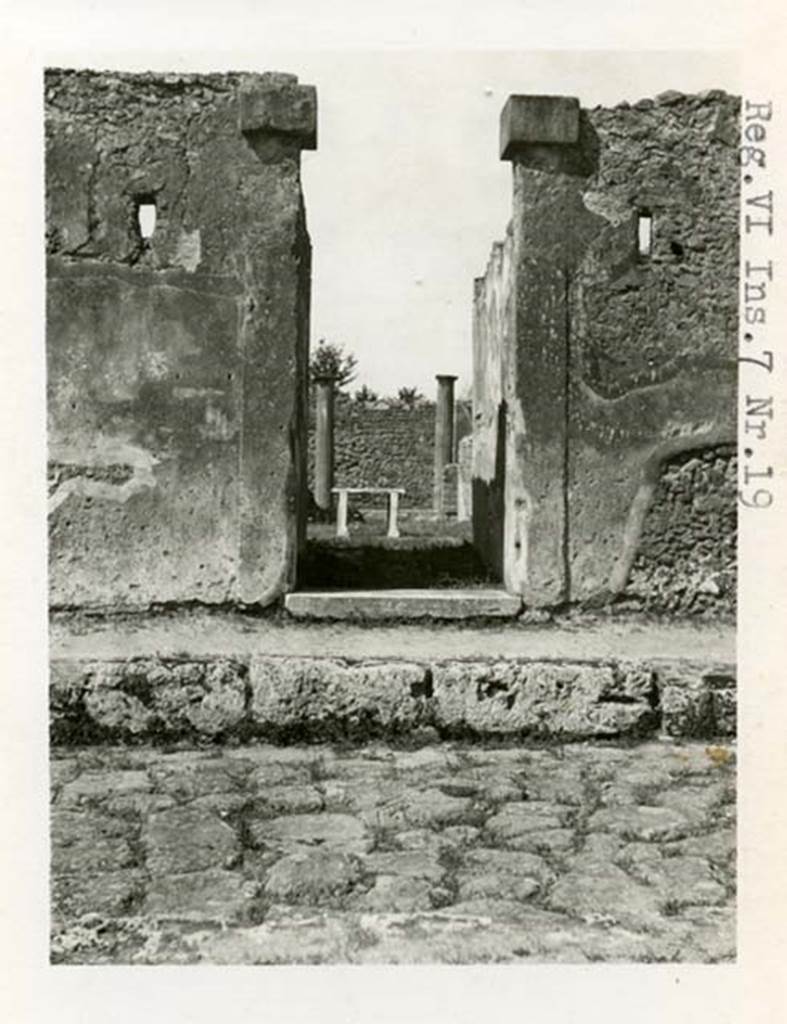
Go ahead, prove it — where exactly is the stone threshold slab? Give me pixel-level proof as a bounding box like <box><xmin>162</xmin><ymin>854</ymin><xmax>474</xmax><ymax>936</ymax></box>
<box><xmin>284</xmin><ymin>589</ymin><xmax>523</xmax><ymax>620</ymax></box>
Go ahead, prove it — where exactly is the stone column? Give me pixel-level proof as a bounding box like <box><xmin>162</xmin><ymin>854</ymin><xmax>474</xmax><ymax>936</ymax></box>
<box><xmin>433</xmin><ymin>374</ymin><xmax>457</xmax><ymax>515</ymax></box>
<box><xmin>314</xmin><ymin>375</ymin><xmax>335</xmax><ymax>512</ymax></box>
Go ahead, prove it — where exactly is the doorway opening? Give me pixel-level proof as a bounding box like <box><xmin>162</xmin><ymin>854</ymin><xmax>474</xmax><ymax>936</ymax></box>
<box><xmin>295</xmin><ymin>376</ymin><xmax>501</xmax><ymax>594</ymax></box>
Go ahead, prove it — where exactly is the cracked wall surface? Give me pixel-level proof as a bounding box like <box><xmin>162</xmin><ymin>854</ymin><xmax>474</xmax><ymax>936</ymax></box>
<box><xmin>46</xmin><ymin>69</ymin><xmax>315</xmax><ymax>609</ymax></box>
<box><xmin>473</xmin><ymin>91</ymin><xmax>738</xmax><ymax>607</ymax></box>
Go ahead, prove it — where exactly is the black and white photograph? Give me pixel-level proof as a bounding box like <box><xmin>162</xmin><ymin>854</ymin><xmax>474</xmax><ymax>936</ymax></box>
<box><xmin>1</xmin><ymin>1</ymin><xmax>786</xmax><ymax>1021</ymax></box>
<box><xmin>45</xmin><ymin>50</ymin><xmax>739</xmax><ymax>965</ymax></box>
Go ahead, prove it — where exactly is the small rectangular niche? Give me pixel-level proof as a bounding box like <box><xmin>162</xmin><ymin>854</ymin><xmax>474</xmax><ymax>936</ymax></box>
<box><xmin>637</xmin><ymin>212</ymin><xmax>653</xmax><ymax>256</ymax></box>
<box><xmin>136</xmin><ymin>200</ymin><xmax>157</xmax><ymax>240</ymax></box>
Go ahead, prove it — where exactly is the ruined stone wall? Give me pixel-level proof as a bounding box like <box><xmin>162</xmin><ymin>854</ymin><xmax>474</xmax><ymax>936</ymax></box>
<box><xmin>472</xmin><ymin>229</ymin><xmax>512</xmax><ymax>574</ymax></box>
<box><xmin>473</xmin><ymin>91</ymin><xmax>739</xmax><ymax>607</ymax></box>
<box><xmin>46</xmin><ymin>69</ymin><xmax>316</xmax><ymax>609</ymax></box>
<box><xmin>624</xmin><ymin>445</ymin><xmax>737</xmax><ymax>617</ymax></box>
<box><xmin>307</xmin><ymin>399</ymin><xmax>472</xmax><ymax>508</ymax></box>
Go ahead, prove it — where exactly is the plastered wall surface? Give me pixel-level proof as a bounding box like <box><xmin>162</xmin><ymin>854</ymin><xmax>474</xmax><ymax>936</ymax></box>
<box><xmin>474</xmin><ymin>91</ymin><xmax>739</xmax><ymax>607</ymax></box>
<box><xmin>46</xmin><ymin>69</ymin><xmax>315</xmax><ymax>609</ymax></box>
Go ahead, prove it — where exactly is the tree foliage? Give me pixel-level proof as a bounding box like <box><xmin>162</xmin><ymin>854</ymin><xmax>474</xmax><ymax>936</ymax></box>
<box><xmin>310</xmin><ymin>338</ymin><xmax>358</xmax><ymax>390</ymax></box>
<box><xmin>396</xmin><ymin>386</ymin><xmax>425</xmax><ymax>409</ymax></box>
<box><xmin>353</xmin><ymin>384</ymin><xmax>379</xmax><ymax>404</ymax></box>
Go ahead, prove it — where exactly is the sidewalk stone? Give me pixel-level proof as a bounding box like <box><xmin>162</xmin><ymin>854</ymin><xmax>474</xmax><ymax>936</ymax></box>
<box><xmin>250</xmin><ymin>657</ymin><xmax>429</xmax><ymax>735</ymax></box>
<box><xmin>432</xmin><ymin>661</ymin><xmax>658</xmax><ymax>738</ymax></box>
<box><xmin>52</xmin><ymin>645</ymin><xmax>736</xmax><ymax>744</ymax></box>
<box><xmin>659</xmin><ymin>665</ymin><xmax>736</xmax><ymax>738</ymax></box>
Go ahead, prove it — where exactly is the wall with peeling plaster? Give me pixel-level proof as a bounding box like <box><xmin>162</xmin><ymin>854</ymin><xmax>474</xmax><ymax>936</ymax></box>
<box><xmin>46</xmin><ymin>69</ymin><xmax>315</xmax><ymax>608</ymax></box>
<box><xmin>473</xmin><ymin>91</ymin><xmax>738</xmax><ymax>609</ymax></box>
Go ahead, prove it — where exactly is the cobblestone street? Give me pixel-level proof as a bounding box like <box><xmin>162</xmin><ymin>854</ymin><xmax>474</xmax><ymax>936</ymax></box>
<box><xmin>50</xmin><ymin>739</ymin><xmax>735</xmax><ymax>964</ymax></box>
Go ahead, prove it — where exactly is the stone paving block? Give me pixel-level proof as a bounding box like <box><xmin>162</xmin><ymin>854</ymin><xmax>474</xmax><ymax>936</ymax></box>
<box><xmin>254</xmin><ymin>784</ymin><xmax>325</xmax><ymax>815</ymax></box>
<box><xmin>59</xmin><ymin>769</ymin><xmax>151</xmax><ymax>807</ymax></box>
<box><xmin>517</xmin><ymin>766</ymin><xmax>585</xmax><ymax>805</ymax></box>
<box><xmin>400</xmin><ymin>788</ymin><xmax>475</xmax><ymax>828</ymax></box>
<box><xmin>391</xmin><ymin>829</ymin><xmax>447</xmax><ymax>854</ymax></box>
<box><xmin>52</xmin><ymin>830</ymin><xmax>137</xmax><ymax>876</ymax></box>
<box><xmin>654</xmin><ymin>781</ymin><xmax>732</xmax><ymax>822</ymax></box>
<box><xmin>363</xmin><ymin>851</ymin><xmax>445</xmax><ymax>883</ymax></box>
<box><xmin>625</xmin><ymin>851</ymin><xmax>727</xmax><ymax>908</ymax></box>
<box><xmin>498</xmin><ymin>828</ymin><xmax>576</xmax><ymax>855</ymax></box>
<box><xmin>264</xmin><ymin>850</ymin><xmax>364</xmax><ymax>903</ymax></box>
<box><xmin>48</xmin><ymin>739</ymin><xmax>737</xmax><ymax>964</ymax></box>
<box><xmin>484</xmin><ymin>801</ymin><xmax>574</xmax><ymax>841</ymax></box>
<box><xmin>547</xmin><ymin>856</ymin><xmax>664</xmax><ymax>930</ymax></box>
<box><xmin>249</xmin><ymin>812</ymin><xmax>371</xmax><ymax>854</ymax></box>
<box><xmin>149</xmin><ymin>756</ymin><xmax>250</xmax><ymax>802</ymax></box>
<box><xmin>587</xmin><ymin>805</ymin><xmax>692</xmax><ymax>842</ymax></box>
<box><xmin>460</xmin><ymin>848</ymin><xmax>554</xmax><ymax>886</ymax></box>
<box><xmin>440</xmin><ymin>825</ymin><xmax>482</xmax><ymax>847</ymax></box>
<box><xmin>144</xmin><ymin>869</ymin><xmax>257</xmax><ymax>923</ymax></box>
<box><xmin>50</xmin><ymin>758</ymin><xmax>81</xmax><ymax>789</ymax></box>
<box><xmin>248</xmin><ymin>762</ymin><xmax>315</xmax><ymax>788</ymax></box>
<box><xmin>352</xmin><ymin>875</ymin><xmax>435</xmax><ymax>913</ymax></box>
<box><xmin>459</xmin><ymin>874</ymin><xmax>540</xmax><ymax>903</ymax></box>
<box><xmin>143</xmin><ymin>805</ymin><xmax>241</xmax><ymax>875</ymax></box>
<box><xmin>52</xmin><ymin>869</ymin><xmax>147</xmax><ymax>919</ymax></box>
<box><xmin>51</xmin><ymin>808</ymin><xmax>137</xmax><ymax>852</ymax></box>
<box><xmin>664</xmin><ymin>828</ymin><xmax>735</xmax><ymax>863</ymax></box>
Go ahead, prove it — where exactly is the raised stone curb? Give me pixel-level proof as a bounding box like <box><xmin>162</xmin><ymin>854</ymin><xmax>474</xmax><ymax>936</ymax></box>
<box><xmin>50</xmin><ymin>653</ymin><xmax>736</xmax><ymax>744</ymax></box>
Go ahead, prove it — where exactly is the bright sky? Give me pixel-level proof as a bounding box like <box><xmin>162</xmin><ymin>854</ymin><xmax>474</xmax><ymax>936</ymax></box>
<box><xmin>272</xmin><ymin>50</ymin><xmax>741</xmax><ymax>398</ymax></box>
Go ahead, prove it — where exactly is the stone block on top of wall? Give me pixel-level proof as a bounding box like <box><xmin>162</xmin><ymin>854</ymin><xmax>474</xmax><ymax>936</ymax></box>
<box><xmin>500</xmin><ymin>95</ymin><xmax>580</xmax><ymax>160</ymax></box>
<box><xmin>238</xmin><ymin>74</ymin><xmax>318</xmax><ymax>150</ymax></box>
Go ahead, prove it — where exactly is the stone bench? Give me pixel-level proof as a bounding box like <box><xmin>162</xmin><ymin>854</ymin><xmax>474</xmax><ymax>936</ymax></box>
<box><xmin>331</xmin><ymin>487</ymin><xmax>405</xmax><ymax>539</ymax></box>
